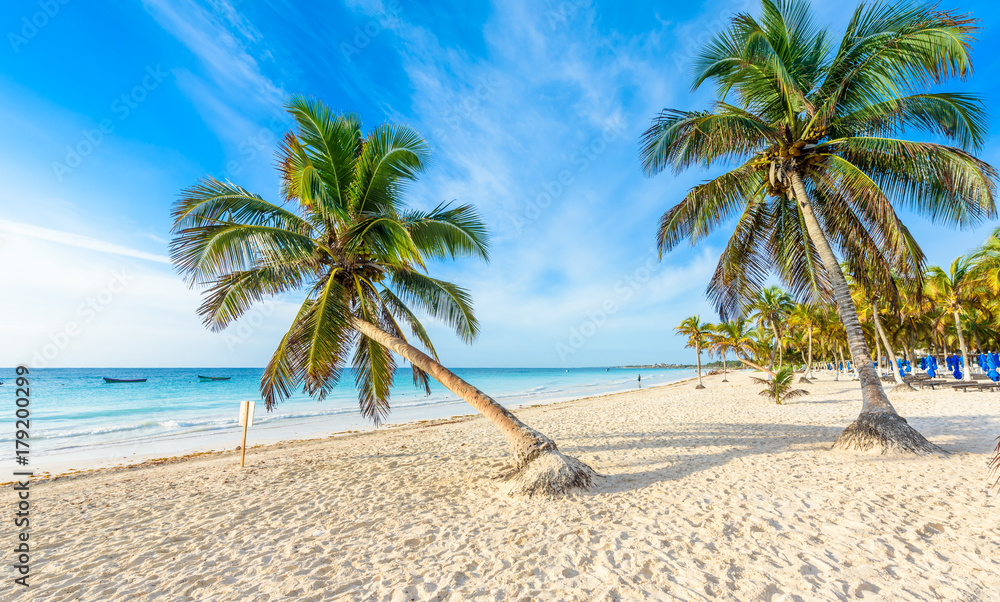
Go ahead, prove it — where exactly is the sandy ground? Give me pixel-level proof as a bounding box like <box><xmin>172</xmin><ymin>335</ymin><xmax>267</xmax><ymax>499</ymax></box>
<box><xmin>5</xmin><ymin>370</ymin><xmax>1000</xmax><ymax>601</ymax></box>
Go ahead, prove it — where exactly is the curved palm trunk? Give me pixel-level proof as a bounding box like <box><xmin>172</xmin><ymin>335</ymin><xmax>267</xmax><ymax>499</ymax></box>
<box><xmin>350</xmin><ymin>317</ymin><xmax>595</xmax><ymax>494</ymax></box>
<box><xmin>873</xmin><ymin>309</ymin><xmax>909</xmax><ymax>388</ymax></box>
<box><xmin>736</xmin><ymin>354</ymin><xmax>776</xmax><ymax>377</ymax></box>
<box><xmin>695</xmin><ymin>342</ymin><xmax>705</xmax><ymax>389</ymax></box>
<box><xmin>789</xmin><ymin>172</ymin><xmax>939</xmax><ymax>454</ymax></box>
<box><xmin>953</xmin><ymin>310</ymin><xmax>971</xmax><ymax>382</ymax></box>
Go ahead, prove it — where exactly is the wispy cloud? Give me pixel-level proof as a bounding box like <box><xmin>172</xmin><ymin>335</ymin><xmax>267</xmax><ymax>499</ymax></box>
<box><xmin>141</xmin><ymin>0</ymin><xmax>285</xmax><ymax>112</ymax></box>
<box><xmin>0</xmin><ymin>220</ymin><xmax>170</xmax><ymax>264</ymax></box>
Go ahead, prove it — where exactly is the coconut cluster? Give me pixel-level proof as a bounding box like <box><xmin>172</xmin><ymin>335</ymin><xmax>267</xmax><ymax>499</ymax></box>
<box><xmin>761</xmin><ymin>124</ymin><xmax>829</xmax><ymax>198</ymax></box>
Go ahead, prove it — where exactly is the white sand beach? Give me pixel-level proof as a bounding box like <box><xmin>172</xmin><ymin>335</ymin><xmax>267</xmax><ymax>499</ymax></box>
<box><xmin>8</xmin><ymin>371</ymin><xmax>1000</xmax><ymax>601</ymax></box>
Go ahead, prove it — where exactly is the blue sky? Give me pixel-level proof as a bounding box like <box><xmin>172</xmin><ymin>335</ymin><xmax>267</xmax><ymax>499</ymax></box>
<box><xmin>2</xmin><ymin>0</ymin><xmax>999</xmax><ymax>369</ymax></box>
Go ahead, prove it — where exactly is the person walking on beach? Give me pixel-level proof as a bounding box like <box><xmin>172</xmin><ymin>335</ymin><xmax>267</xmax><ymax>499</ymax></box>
<box><xmin>638</xmin><ymin>374</ymin><xmax>641</xmax><ymax>388</ymax></box>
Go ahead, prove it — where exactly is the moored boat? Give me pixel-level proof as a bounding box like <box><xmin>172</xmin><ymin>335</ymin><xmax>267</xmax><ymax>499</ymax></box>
<box><xmin>198</xmin><ymin>375</ymin><xmax>232</xmax><ymax>381</ymax></box>
<box><xmin>103</xmin><ymin>377</ymin><xmax>147</xmax><ymax>383</ymax></box>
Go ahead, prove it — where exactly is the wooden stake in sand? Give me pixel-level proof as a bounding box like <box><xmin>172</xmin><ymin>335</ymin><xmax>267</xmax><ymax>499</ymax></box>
<box><xmin>238</xmin><ymin>400</ymin><xmax>255</xmax><ymax>468</ymax></box>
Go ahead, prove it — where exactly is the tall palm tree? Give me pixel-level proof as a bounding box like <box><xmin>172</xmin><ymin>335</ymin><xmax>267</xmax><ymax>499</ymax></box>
<box><xmin>170</xmin><ymin>96</ymin><xmax>594</xmax><ymax>495</ymax></box>
<box><xmin>748</xmin><ymin>286</ymin><xmax>795</xmax><ymax>369</ymax></box>
<box><xmin>675</xmin><ymin>315</ymin><xmax>712</xmax><ymax>389</ymax></box>
<box><xmin>640</xmin><ymin>0</ymin><xmax>996</xmax><ymax>453</ymax></box>
<box><xmin>925</xmin><ymin>256</ymin><xmax>984</xmax><ymax>382</ymax></box>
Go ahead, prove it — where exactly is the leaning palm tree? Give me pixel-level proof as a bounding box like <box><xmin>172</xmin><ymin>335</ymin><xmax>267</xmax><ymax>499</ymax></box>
<box><xmin>752</xmin><ymin>365</ymin><xmax>809</xmax><ymax>404</ymax></box>
<box><xmin>675</xmin><ymin>315</ymin><xmax>712</xmax><ymax>388</ymax></box>
<box><xmin>717</xmin><ymin>318</ymin><xmax>775</xmax><ymax>376</ymax></box>
<box><xmin>640</xmin><ymin>0</ymin><xmax>996</xmax><ymax>453</ymax></box>
<box><xmin>925</xmin><ymin>256</ymin><xmax>984</xmax><ymax>382</ymax></box>
<box><xmin>170</xmin><ymin>96</ymin><xmax>594</xmax><ymax>495</ymax></box>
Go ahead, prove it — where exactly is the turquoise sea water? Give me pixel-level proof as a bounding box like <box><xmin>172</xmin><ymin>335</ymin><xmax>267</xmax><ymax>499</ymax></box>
<box><xmin>1</xmin><ymin>367</ymin><xmax>694</xmax><ymax>467</ymax></box>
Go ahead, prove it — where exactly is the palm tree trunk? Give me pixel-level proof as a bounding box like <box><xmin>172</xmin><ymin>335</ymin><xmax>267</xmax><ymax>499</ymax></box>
<box><xmin>722</xmin><ymin>352</ymin><xmax>728</xmax><ymax>382</ymax></box>
<box><xmin>874</xmin><ymin>331</ymin><xmax>882</xmax><ymax>377</ymax></box>
<box><xmin>908</xmin><ymin>329</ymin><xmax>917</xmax><ymax>369</ymax></box>
<box><xmin>873</xmin><ymin>309</ymin><xmax>908</xmax><ymax>388</ymax></box>
<box><xmin>837</xmin><ymin>344</ymin><xmax>846</xmax><ymax>381</ymax></box>
<box><xmin>695</xmin><ymin>342</ymin><xmax>705</xmax><ymax>389</ymax></box>
<box><xmin>953</xmin><ymin>310</ymin><xmax>971</xmax><ymax>382</ymax></box>
<box><xmin>773</xmin><ymin>324</ymin><xmax>783</xmax><ymax>367</ymax></box>
<box><xmin>788</xmin><ymin>172</ymin><xmax>939</xmax><ymax>454</ymax></box>
<box><xmin>768</xmin><ymin>325</ymin><xmax>778</xmax><ymax>371</ymax></box>
<box><xmin>350</xmin><ymin>317</ymin><xmax>595</xmax><ymax>494</ymax></box>
<box><xmin>973</xmin><ymin>331</ymin><xmax>982</xmax><ymax>370</ymax></box>
<box><xmin>736</xmin><ymin>354</ymin><xmax>776</xmax><ymax>377</ymax></box>
<box><xmin>806</xmin><ymin>327</ymin><xmax>813</xmax><ymax>378</ymax></box>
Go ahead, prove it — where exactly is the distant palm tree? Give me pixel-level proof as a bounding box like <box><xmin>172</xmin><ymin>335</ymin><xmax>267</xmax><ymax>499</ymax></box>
<box><xmin>716</xmin><ymin>318</ymin><xmax>775</xmax><ymax>377</ymax></box>
<box><xmin>975</xmin><ymin>227</ymin><xmax>1000</xmax><ymax>293</ymax></box>
<box><xmin>846</xmin><ymin>267</ymin><xmax>911</xmax><ymax>389</ymax></box>
<box><xmin>788</xmin><ymin>303</ymin><xmax>818</xmax><ymax>380</ymax></box>
<box><xmin>709</xmin><ymin>321</ymin><xmax>740</xmax><ymax>381</ymax></box>
<box><xmin>815</xmin><ymin>305</ymin><xmax>847</xmax><ymax>380</ymax></box>
<box><xmin>896</xmin><ymin>278</ymin><xmax>931</xmax><ymax>366</ymax></box>
<box><xmin>926</xmin><ymin>256</ymin><xmax>984</xmax><ymax>382</ymax></box>
<box><xmin>675</xmin><ymin>316</ymin><xmax>712</xmax><ymax>389</ymax></box>
<box><xmin>170</xmin><ymin>96</ymin><xmax>593</xmax><ymax>495</ymax></box>
<box><xmin>748</xmin><ymin>286</ymin><xmax>795</xmax><ymax>370</ymax></box>
<box><xmin>640</xmin><ymin>0</ymin><xmax>996</xmax><ymax>453</ymax></box>
<box><xmin>748</xmin><ymin>325</ymin><xmax>778</xmax><ymax>374</ymax></box>
<box><xmin>752</xmin><ymin>366</ymin><xmax>809</xmax><ymax>405</ymax></box>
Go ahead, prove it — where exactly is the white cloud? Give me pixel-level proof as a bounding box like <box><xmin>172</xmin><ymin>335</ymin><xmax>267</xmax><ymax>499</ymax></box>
<box><xmin>0</xmin><ymin>229</ymin><xmax>296</xmax><ymax>368</ymax></box>
<box><xmin>0</xmin><ymin>220</ymin><xmax>170</xmax><ymax>264</ymax></box>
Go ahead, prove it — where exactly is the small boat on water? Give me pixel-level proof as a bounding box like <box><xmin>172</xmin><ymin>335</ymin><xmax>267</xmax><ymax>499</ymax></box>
<box><xmin>103</xmin><ymin>377</ymin><xmax>147</xmax><ymax>383</ymax></box>
<box><xmin>198</xmin><ymin>375</ymin><xmax>232</xmax><ymax>381</ymax></box>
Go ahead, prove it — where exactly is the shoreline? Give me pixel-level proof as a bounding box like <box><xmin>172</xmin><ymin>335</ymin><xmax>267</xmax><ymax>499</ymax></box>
<box><xmin>6</xmin><ymin>373</ymin><xmax>704</xmax><ymax>484</ymax></box>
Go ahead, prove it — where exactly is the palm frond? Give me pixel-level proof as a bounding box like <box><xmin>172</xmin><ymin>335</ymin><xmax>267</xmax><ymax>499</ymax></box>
<box><xmin>284</xmin><ymin>95</ymin><xmax>361</xmax><ymax>215</ymax></box>
<box><xmin>827</xmin><ymin>137</ymin><xmax>997</xmax><ymax>227</ymax></box>
<box><xmin>640</xmin><ymin>107</ymin><xmax>780</xmax><ymax>175</ymax></box>
<box><xmin>656</xmin><ymin>161</ymin><xmax>767</xmax><ymax>255</ymax></box>
<box><xmin>170</xmin><ymin>223</ymin><xmax>316</xmax><ymax>286</ymax></box>
<box><xmin>389</xmin><ymin>269</ymin><xmax>479</xmax><ymax>343</ymax></box>
<box><xmin>351</xmin><ymin>122</ymin><xmax>430</xmax><ymax>215</ymax></box>
<box><xmin>197</xmin><ymin>264</ymin><xmax>313</xmax><ymax>331</ymax></box>
<box><xmin>402</xmin><ymin>202</ymin><xmax>490</xmax><ymax>261</ymax></box>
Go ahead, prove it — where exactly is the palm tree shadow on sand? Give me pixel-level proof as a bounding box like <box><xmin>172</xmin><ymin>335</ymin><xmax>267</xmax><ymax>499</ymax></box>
<box><xmin>559</xmin><ymin>415</ymin><xmax>997</xmax><ymax>496</ymax></box>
